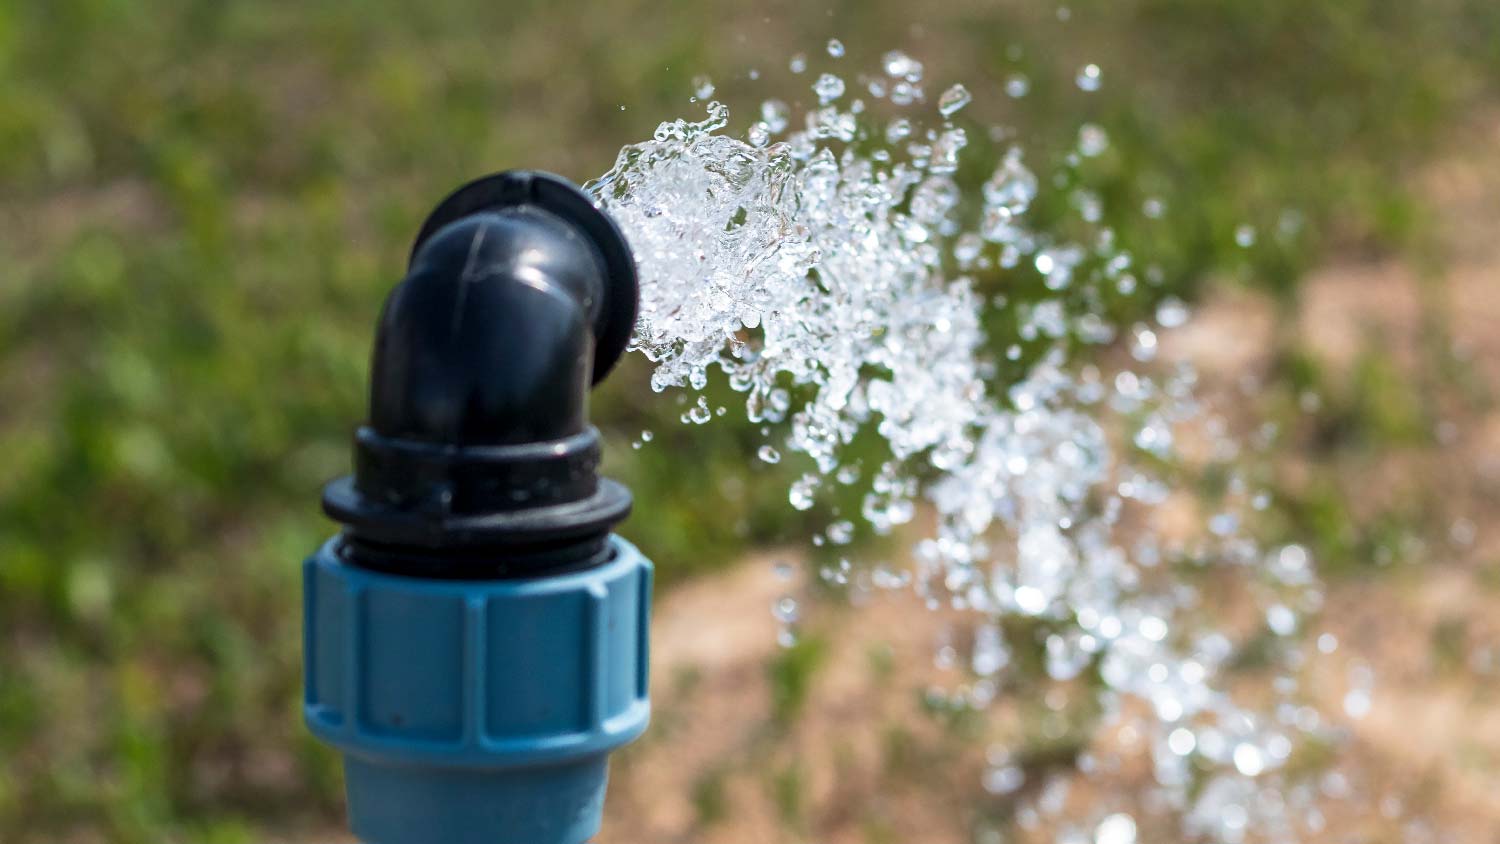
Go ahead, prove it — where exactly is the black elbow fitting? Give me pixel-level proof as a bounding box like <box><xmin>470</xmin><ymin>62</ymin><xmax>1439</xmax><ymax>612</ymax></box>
<box><xmin>322</xmin><ymin>171</ymin><xmax>639</xmax><ymax>578</ymax></box>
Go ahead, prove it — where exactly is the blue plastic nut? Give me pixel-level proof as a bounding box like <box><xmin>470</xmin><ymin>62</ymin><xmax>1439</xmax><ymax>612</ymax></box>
<box><xmin>304</xmin><ymin>535</ymin><xmax>652</xmax><ymax>844</ymax></box>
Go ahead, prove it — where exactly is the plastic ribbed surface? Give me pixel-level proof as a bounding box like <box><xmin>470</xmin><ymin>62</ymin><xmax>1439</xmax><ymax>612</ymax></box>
<box><xmin>303</xmin><ymin>535</ymin><xmax>652</xmax><ymax>844</ymax></box>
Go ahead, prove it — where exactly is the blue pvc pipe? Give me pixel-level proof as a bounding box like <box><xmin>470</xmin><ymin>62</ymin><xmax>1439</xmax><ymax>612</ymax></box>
<box><xmin>304</xmin><ymin>536</ymin><xmax>652</xmax><ymax>844</ymax></box>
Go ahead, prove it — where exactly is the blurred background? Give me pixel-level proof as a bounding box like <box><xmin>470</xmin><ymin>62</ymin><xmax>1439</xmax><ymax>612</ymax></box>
<box><xmin>2</xmin><ymin>1</ymin><xmax>1499</xmax><ymax>842</ymax></box>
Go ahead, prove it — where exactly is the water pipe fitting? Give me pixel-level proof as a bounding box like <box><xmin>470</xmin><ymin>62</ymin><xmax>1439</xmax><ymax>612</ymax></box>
<box><xmin>305</xmin><ymin>171</ymin><xmax>651</xmax><ymax>844</ymax></box>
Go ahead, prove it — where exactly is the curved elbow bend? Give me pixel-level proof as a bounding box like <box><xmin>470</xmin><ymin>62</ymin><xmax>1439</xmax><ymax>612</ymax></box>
<box><xmin>368</xmin><ymin>208</ymin><xmax>598</xmax><ymax>445</ymax></box>
<box><xmin>322</xmin><ymin>171</ymin><xmax>639</xmax><ymax>577</ymax></box>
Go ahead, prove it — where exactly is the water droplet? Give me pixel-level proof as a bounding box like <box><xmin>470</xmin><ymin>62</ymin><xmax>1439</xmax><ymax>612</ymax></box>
<box><xmin>1156</xmin><ymin>296</ymin><xmax>1190</xmax><ymax>328</ymax></box>
<box><xmin>1076</xmin><ymin>63</ymin><xmax>1102</xmax><ymax>92</ymax></box>
<box><xmin>1139</xmin><ymin>615</ymin><xmax>1168</xmax><ymax>642</ymax></box>
<box><xmin>789</xmin><ymin>53</ymin><xmax>807</xmax><ymax>73</ymax></box>
<box><xmin>1266</xmin><ymin>604</ymin><xmax>1297</xmax><ymax>635</ymax></box>
<box><xmin>937</xmin><ymin>83</ymin><xmax>973</xmax><ymax>117</ymax></box>
<box><xmin>826</xmin><ymin>519</ymin><xmax>854</xmax><ymax>544</ymax></box>
<box><xmin>692</xmin><ymin>74</ymin><xmax>715</xmax><ymax>100</ymax></box>
<box><xmin>1004</xmin><ymin>73</ymin><xmax>1030</xmax><ymax>98</ymax></box>
<box><xmin>1343</xmin><ymin>688</ymin><xmax>1372</xmax><ymax>719</ymax></box>
<box><xmin>982</xmin><ymin>150</ymin><xmax>1038</xmax><ymax>245</ymax></box>
<box><xmin>773</xmin><ymin>596</ymin><xmax>800</xmax><ymax>623</ymax></box>
<box><xmin>1209</xmin><ymin>512</ymin><xmax>1239</xmax><ymax>537</ymax></box>
<box><xmin>928</xmin><ymin>129</ymin><xmax>967</xmax><ymax>174</ymax></box>
<box><xmin>881</xmin><ymin>49</ymin><xmax>923</xmax><ymax>81</ymax></box>
<box><xmin>1078</xmin><ymin>123</ymin><xmax>1109</xmax><ymax>157</ymax></box>
<box><xmin>954</xmin><ymin>233</ymin><xmax>983</xmax><ymax>266</ymax></box>
<box><xmin>1130</xmin><ymin>326</ymin><xmax>1158</xmax><ymax>362</ymax></box>
<box><xmin>826</xmin><ymin>38</ymin><xmax>845</xmax><ymax>58</ymax></box>
<box><xmin>789</xmin><ymin>473</ymin><xmax>818</xmax><ymax>511</ymax></box>
<box><xmin>1014</xmin><ymin>586</ymin><xmax>1048</xmax><ymax>615</ymax></box>
<box><xmin>759</xmin><ymin>99</ymin><xmax>790</xmax><ymax>133</ymax></box>
<box><xmin>983</xmin><ymin>765</ymin><xmax>1025</xmax><ymax>794</ymax></box>
<box><xmin>1095</xmin><ymin>813</ymin><xmax>1136</xmax><ymax>844</ymax></box>
<box><xmin>1168</xmin><ymin>727</ymin><xmax>1196</xmax><ymax>755</ymax></box>
<box><xmin>687</xmin><ymin>396</ymin><xmax>712</xmax><ymax>424</ymax></box>
<box><xmin>813</xmin><ymin>73</ymin><xmax>846</xmax><ymax>104</ymax></box>
<box><xmin>758</xmin><ymin>444</ymin><xmax>782</xmax><ymax>463</ymax></box>
<box><xmin>1233</xmin><ymin>743</ymin><xmax>1266</xmax><ymax>777</ymax></box>
<box><xmin>885</xmin><ymin>117</ymin><xmax>912</xmax><ymax>144</ymax></box>
<box><xmin>889</xmin><ymin>80</ymin><xmax>920</xmax><ymax>106</ymax></box>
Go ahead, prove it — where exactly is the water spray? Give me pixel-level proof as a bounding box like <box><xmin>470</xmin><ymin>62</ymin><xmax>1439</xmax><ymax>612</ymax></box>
<box><xmin>305</xmin><ymin>171</ymin><xmax>650</xmax><ymax>844</ymax></box>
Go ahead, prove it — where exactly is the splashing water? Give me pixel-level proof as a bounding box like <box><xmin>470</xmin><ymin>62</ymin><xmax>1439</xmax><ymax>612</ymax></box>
<box><xmin>587</xmin><ymin>52</ymin><xmax>1385</xmax><ymax>842</ymax></box>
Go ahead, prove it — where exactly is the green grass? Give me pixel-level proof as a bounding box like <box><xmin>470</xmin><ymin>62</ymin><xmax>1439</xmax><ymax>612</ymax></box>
<box><xmin>768</xmin><ymin>634</ymin><xmax>829</xmax><ymax>727</ymax></box>
<box><xmin>690</xmin><ymin>765</ymin><xmax>732</xmax><ymax>827</ymax></box>
<box><xmin>770</xmin><ymin>761</ymin><xmax>806</xmax><ymax>827</ymax></box>
<box><xmin>0</xmin><ymin>0</ymin><xmax>1497</xmax><ymax>840</ymax></box>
